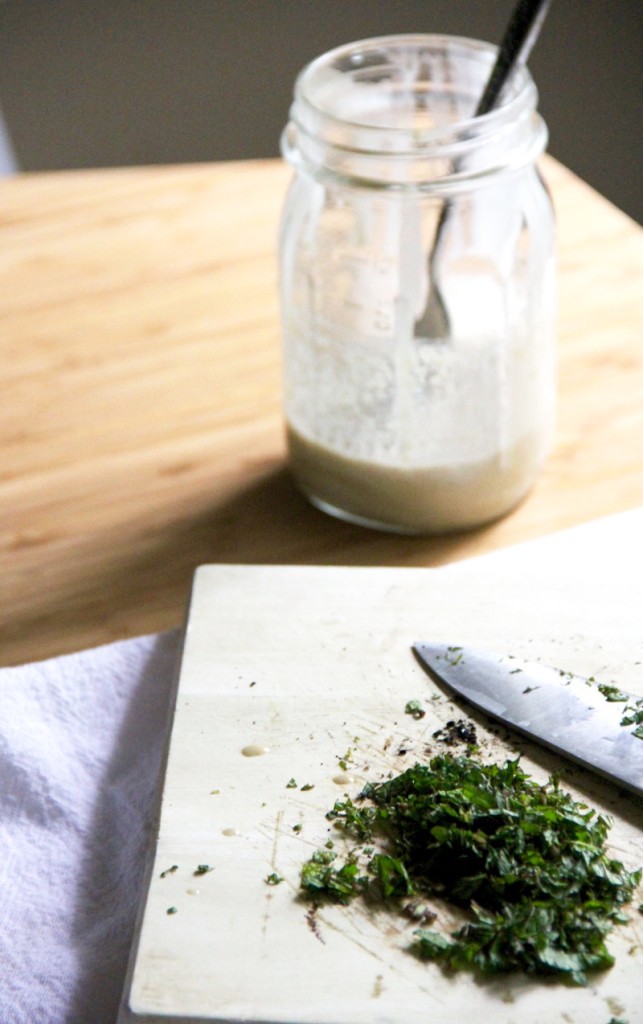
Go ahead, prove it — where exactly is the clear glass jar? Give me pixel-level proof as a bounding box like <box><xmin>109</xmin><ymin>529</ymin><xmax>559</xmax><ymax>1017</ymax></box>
<box><xmin>279</xmin><ymin>34</ymin><xmax>556</xmax><ymax>534</ymax></box>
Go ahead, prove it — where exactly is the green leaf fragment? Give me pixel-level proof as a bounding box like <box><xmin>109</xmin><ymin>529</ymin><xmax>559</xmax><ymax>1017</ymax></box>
<box><xmin>405</xmin><ymin>699</ymin><xmax>426</xmax><ymax>720</ymax></box>
<box><xmin>619</xmin><ymin>699</ymin><xmax>643</xmax><ymax>739</ymax></box>
<box><xmin>326</xmin><ymin>796</ymin><xmax>376</xmax><ymax>840</ymax></box>
<box><xmin>370</xmin><ymin>853</ymin><xmax>414</xmax><ymax>898</ymax></box>
<box><xmin>597</xmin><ymin>684</ymin><xmax>629</xmax><ymax>702</ymax></box>
<box><xmin>300</xmin><ymin>849</ymin><xmax>362</xmax><ymax>904</ymax></box>
<box><xmin>414</xmin><ymin>928</ymin><xmax>454</xmax><ymax>958</ymax></box>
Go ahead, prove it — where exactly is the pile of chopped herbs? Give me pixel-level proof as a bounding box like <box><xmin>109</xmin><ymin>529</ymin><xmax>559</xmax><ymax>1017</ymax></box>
<box><xmin>300</xmin><ymin>754</ymin><xmax>640</xmax><ymax>986</ymax></box>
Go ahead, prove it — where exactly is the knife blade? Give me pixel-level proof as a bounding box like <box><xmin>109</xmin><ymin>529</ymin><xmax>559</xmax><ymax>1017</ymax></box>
<box><xmin>413</xmin><ymin>642</ymin><xmax>643</xmax><ymax>797</ymax></box>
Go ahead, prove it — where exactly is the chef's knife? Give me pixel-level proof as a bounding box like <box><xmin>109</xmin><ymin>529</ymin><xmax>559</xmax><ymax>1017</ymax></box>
<box><xmin>413</xmin><ymin>642</ymin><xmax>643</xmax><ymax>797</ymax></box>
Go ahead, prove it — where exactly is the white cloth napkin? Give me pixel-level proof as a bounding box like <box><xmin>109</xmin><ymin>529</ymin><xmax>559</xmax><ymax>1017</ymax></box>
<box><xmin>0</xmin><ymin>629</ymin><xmax>182</xmax><ymax>1024</ymax></box>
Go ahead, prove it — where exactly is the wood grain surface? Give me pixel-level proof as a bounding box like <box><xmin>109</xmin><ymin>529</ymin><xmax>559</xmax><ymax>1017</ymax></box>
<box><xmin>0</xmin><ymin>157</ymin><xmax>641</xmax><ymax>666</ymax></box>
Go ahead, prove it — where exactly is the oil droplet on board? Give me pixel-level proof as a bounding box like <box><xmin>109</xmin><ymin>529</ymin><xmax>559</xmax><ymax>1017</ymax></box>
<box><xmin>333</xmin><ymin>772</ymin><xmax>357</xmax><ymax>786</ymax></box>
<box><xmin>222</xmin><ymin>827</ymin><xmax>241</xmax><ymax>837</ymax></box>
<box><xmin>241</xmin><ymin>744</ymin><xmax>270</xmax><ymax>757</ymax></box>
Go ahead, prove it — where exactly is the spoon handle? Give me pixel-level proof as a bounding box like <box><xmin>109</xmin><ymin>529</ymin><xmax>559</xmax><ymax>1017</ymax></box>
<box><xmin>476</xmin><ymin>0</ymin><xmax>554</xmax><ymax>116</ymax></box>
<box><xmin>416</xmin><ymin>0</ymin><xmax>554</xmax><ymax>340</ymax></box>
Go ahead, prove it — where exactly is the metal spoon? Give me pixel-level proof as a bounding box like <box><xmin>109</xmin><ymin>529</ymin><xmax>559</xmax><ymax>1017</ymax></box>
<box><xmin>415</xmin><ymin>0</ymin><xmax>554</xmax><ymax>342</ymax></box>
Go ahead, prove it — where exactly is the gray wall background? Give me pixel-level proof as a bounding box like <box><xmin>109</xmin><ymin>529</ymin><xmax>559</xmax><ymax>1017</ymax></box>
<box><xmin>1</xmin><ymin>0</ymin><xmax>641</xmax><ymax>222</ymax></box>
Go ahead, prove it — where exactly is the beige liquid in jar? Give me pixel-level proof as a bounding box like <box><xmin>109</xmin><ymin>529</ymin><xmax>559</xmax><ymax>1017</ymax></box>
<box><xmin>287</xmin><ymin>423</ymin><xmax>546</xmax><ymax>535</ymax></box>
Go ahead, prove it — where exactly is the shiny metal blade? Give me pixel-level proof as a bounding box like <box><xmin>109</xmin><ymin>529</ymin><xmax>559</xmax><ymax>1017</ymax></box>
<box><xmin>413</xmin><ymin>642</ymin><xmax>643</xmax><ymax>797</ymax></box>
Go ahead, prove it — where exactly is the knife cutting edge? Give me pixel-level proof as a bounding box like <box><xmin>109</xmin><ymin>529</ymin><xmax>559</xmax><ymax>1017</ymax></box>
<box><xmin>413</xmin><ymin>642</ymin><xmax>643</xmax><ymax>798</ymax></box>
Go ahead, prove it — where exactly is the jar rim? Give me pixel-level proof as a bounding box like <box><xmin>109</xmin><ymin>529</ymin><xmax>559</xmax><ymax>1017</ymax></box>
<box><xmin>292</xmin><ymin>33</ymin><xmax>538</xmax><ymax>149</ymax></box>
<box><xmin>284</xmin><ymin>33</ymin><xmax>546</xmax><ymax>190</ymax></box>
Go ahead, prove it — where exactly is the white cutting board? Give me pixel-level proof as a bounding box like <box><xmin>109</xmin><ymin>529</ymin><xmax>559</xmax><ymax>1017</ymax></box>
<box><xmin>119</xmin><ymin>510</ymin><xmax>643</xmax><ymax>1024</ymax></box>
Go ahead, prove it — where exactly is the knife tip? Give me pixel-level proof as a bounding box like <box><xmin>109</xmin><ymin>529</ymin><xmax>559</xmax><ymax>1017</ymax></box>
<box><xmin>413</xmin><ymin>641</ymin><xmax>450</xmax><ymax>658</ymax></box>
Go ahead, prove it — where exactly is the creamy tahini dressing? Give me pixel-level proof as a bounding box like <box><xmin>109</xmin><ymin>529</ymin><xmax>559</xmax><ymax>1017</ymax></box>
<box><xmin>287</xmin><ymin>423</ymin><xmax>546</xmax><ymax>534</ymax></box>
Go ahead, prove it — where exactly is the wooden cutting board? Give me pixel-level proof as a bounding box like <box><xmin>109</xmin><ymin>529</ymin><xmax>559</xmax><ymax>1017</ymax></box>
<box><xmin>118</xmin><ymin>510</ymin><xmax>643</xmax><ymax>1024</ymax></box>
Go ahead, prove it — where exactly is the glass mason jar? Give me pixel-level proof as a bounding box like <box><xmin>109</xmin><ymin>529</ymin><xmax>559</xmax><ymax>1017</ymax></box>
<box><xmin>279</xmin><ymin>35</ymin><xmax>556</xmax><ymax>534</ymax></box>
